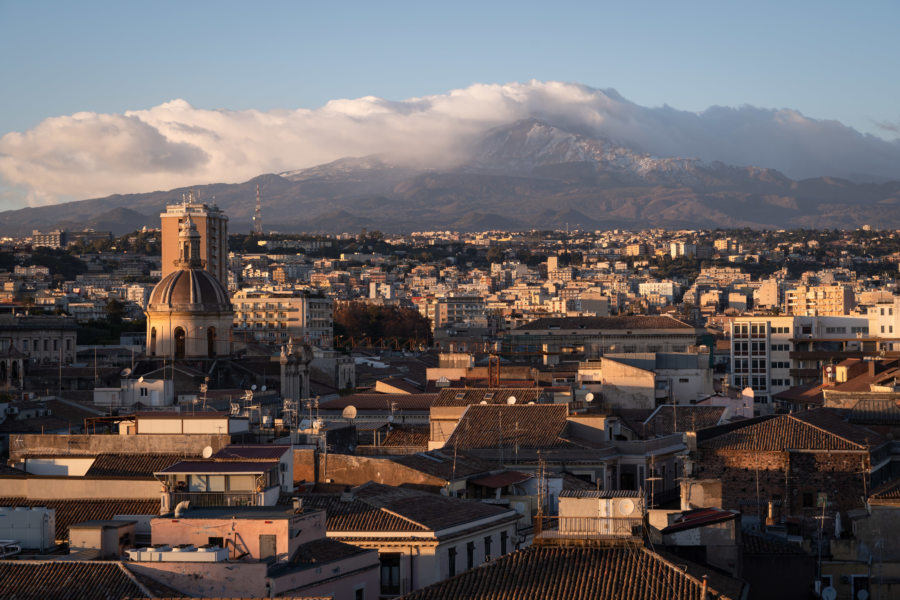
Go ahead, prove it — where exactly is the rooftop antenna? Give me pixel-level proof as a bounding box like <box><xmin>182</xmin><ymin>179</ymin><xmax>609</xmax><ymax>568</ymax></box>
<box><xmin>252</xmin><ymin>183</ymin><xmax>263</xmax><ymax>234</ymax></box>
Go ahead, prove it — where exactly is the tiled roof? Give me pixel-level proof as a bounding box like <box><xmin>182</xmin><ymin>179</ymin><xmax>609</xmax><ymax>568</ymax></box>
<box><xmin>433</xmin><ymin>388</ymin><xmax>546</xmax><ymax>407</ymax></box>
<box><xmin>701</xmin><ymin>408</ymin><xmax>886</xmax><ymax>451</ymax></box>
<box><xmin>560</xmin><ymin>490</ymin><xmax>642</xmax><ymax>498</ymax></box>
<box><xmin>275</xmin><ymin>537</ymin><xmax>373</xmax><ymax>574</ymax></box>
<box><xmin>515</xmin><ymin>315</ymin><xmax>694</xmax><ymax>331</ymax></box>
<box><xmin>300</xmin><ymin>483</ymin><xmax>514</xmax><ymax>534</ymax></box>
<box><xmin>156</xmin><ymin>460</ymin><xmax>275</xmax><ymax>474</ymax></box>
<box><xmin>869</xmin><ymin>478</ymin><xmax>900</xmax><ymax>503</ymax></box>
<box><xmin>401</xmin><ymin>545</ymin><xmax>733</xmax><ymax>600</ymax></box>
<box><xmin>445</xmin><ymin>404</ymin><xmax>570</xmax><ymax>449</ymax></box>
<box><xmin>380</xmin><ymin>426</ymin><xmax>430</xmax><ymax>448</ymax></box>
<box><xmin>211</xmin><ymin>444</ymin><xmax>290</xmax><ymax>460</ymax></box>
<box><xmin>641</xmin><ymin>405</ymin><xmax>726</xmax><ymax>438</ymax></box>
<box><xmin>0</xmin><ymin>561</ymin><xmax>147</xmax><ymax>600</ymax></box>
<box><xmin>848</xmin><ymin>398</ymin><xmax>900</xmax><ymax>424</ymax></box>
<box><xmin>390</xmin><ymin>450</ymin><xmax>496</xmax><ymax>480</ymax></box>
<box><xmin>0</xmin><ymin>497</ymin><xmax>160</xmax><ymax>540</ymax></box>
<box><xmin>660</xmin><ymin>508</ymin><xmax>738</xmax><ymax>533</ymax></box>
<box><xmin>297</xmin><ymin>494</ymin><xmax>427</xmax><ymax>532</ymax></box>
<box><xmin>773</xmin><ymin>382</ymin><xmax>825</xmax><ymax>406</ymax></box>
<box><xmin>742</xmin><ymin>531</ymin><xmax>808</xmax><ymax>555</ymax></box>
<box><xmin>85</xmin><ymin>454</ymin><xmax>184</xmax><ymax>478</ymax></box>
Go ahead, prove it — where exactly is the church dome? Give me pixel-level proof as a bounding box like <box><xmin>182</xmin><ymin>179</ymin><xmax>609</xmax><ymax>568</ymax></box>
<box><xmin>148</xmin><ymin>268</ymin><xmax>231</xmax><ymax>313</ymax></box>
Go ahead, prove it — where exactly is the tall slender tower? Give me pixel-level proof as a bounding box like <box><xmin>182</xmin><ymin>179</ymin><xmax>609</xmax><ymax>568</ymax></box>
<box><xmin>252</xmin><ymin>183</ymin><xmax>263</xmax><ymax>235</ymax></box>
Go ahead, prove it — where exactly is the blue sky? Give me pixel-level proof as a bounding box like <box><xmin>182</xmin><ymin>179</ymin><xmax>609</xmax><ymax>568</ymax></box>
<box><xmin>1</xmin><ymin>0</ymin><xmax>900</xmax><ymax>208</ymax></box>
<box><xmin>1</xmin><ymin>0</ymin><xmax>898</xmax><ymax>138</ymax></box>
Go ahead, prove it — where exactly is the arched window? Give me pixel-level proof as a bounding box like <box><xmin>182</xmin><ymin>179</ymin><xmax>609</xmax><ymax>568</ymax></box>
<box><xmin>207</xmin><ymin>327</ymin><xmax>217</xmax><ymax>358</ymax></box>
<box><xmin>174</xmin><ymin>327</ymin><xmax>186</xmax><ymax>359</ymax></box>
<box><xmin>11</xmin><ymin>360</ymin><xmax>19</xmax><ymax>383</ymax></box>
<box><xmin>0</xmin><ymin>361</ymin><xmax>6</xmax><ymax>383</ymax></box>
<box><xmin>150</xmin><ymin>327</ymin><xmax>157</xmax><ymax>356</ymax></box>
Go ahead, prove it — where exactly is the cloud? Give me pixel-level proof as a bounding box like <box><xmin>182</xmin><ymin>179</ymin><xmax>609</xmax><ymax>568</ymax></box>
<box><xmin>2</xmin><ymin>81</ymin><xmax>900</xmax><ymax>208</ymax></box>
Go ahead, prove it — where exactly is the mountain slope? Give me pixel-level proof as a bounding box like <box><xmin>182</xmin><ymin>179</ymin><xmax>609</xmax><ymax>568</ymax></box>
<box><xmin>2</xmin><ymin>119</ymin><xmax>900</xmax><ymax>234</ymax></box>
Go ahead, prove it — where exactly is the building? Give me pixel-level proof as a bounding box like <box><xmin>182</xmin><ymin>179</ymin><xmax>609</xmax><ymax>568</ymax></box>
<box><xmin>160</xmin><ymin>193</ymin><xmax>229</xmax><ymax>286</ymax></box>
<box><xmin>0</xmin><ymin>314</ymin><xmax>77</xmax><ymax>366</ymax></box>
<box><xmin>233</xmin><ymin>289</ymin><xmax>333</xmax><ymax>348</ymax></box>
<box><xmin>145</xmin><ymin>216</ymin><xmax>233</xmax><ymax>359</ymax></box>
<box><xmin>507</xmin><ymin>315</ymin><xmax>697</xmax><ymax>357</ymax></box>
<box><xmin>31</xmin><ymin>229</ymin><xmax>67</xmax><ymax>249</ymax></box>
<box><xmin>785</xmin><ymin>284</ymin><xmax>856</xmax><ymax>316</ymax></box>
<box><xmin>730</xmin><ymin>315</ymin><xmax>869</xmax><ymax>413</ymax></box>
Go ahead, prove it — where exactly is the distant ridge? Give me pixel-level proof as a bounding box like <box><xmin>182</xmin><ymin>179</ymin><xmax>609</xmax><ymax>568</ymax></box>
<box><xmin>2</xmin><ymin>120</ymin><xmax>900</xmax><ymax>234</ymax></box>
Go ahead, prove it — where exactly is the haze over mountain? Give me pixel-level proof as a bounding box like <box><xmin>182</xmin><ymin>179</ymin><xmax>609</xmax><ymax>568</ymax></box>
<box><xmin>2</xmin><ymin>81</ymin><xmax>900</xmax><ymax>211</ymax></box>
<box><xmin>1</xmin><ymin>118</ymin><xmax>899</xmax><ymax>235</ymax></box>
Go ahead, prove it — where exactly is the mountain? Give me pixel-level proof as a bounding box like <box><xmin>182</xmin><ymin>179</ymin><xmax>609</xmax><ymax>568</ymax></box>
<box><xmin>2</xmin><ymin>119</ymin><xmax>900</xmax><ymax>234</ymax></box>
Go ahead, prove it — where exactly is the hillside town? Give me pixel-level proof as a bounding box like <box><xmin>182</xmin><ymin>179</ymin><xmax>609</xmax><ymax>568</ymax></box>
<box><xmin>1</xmin><ymin>198</ymin><xmax>899</xmax><ymax>599</ymax></box>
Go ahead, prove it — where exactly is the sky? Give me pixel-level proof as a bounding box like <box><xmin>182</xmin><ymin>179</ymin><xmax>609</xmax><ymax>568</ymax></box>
<box><xmin>1</xmin><ymin>0</ymin><xmax>899</xmax><ymax>209</ymax></box>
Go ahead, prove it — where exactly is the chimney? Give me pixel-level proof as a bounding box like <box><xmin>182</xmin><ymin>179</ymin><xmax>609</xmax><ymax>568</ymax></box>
<box><xmin>340</xmin><ymin>486</ymin><xmax>354</xmax><ymax>502</ymax></box>
<box><xmin>292</xmin><ymin>497</ymin><xmax>302</xmax><ymax>512</ymax></box>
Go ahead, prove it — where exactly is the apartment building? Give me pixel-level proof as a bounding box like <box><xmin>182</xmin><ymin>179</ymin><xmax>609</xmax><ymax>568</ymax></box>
<box><xmin>232</xmin><ymin>289</ymin><xmax>333</xmax><ymax>348</ymax></box>
<box><xmin>785</xmin><ymin>284</ymin><xmax>856</xmax><ymax>316</ymax></box>
<box><xmin>160</xmin><ymin>195</ymin><xmax>229</xmax><ymax>286</ymax></box>
<box><xmin>730</xmin><ymin>315</ymin><xmax>869</xmax><ymax>414</ymax></box>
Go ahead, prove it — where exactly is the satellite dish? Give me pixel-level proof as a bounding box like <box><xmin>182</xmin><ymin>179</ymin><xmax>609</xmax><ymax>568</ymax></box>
<box><xmin>506</xmin><ymin>396</ymin><xmax>516</xmax><ymax>405</ymax></box>
<box><xmin>251</xmin><ymin>385</ymin><xmax>257</xmax><ymax>391</ymax></box>
<box><xmin>261</xmin><ymin>385</ymin><xmax>267</xmax><ymax>392</ymax></box>
<box><xmin>821</xmin><ymin>588</ymin><xmax>837</xmax><ymax>600</ymax></box>
<box><xmin>120</xmin><ymin>368</ymin><xmax>132</xmax><ymax>377</ymax></box>
<box><xmin>387</xmin><ymin>415</ymin><xmax>394</xmax><ymax>423</ymax></box>
<box><xmin>528</xmin><ymin>401</ymin><xmax>535</xmax><ymax>405</ymax></box>
<box><xmin>585</xmin><ymin>392</ymin><xmax>594</xmax><ymax>403</ymax></box>
<box><xmin>480</xmin><ymin>400</ymin><xmax>488</xmax><ymax>405</ymax></box>
<box><xmin>201</xmin><ymin>446</ymin><xmax>213</xmax><ymax>459</ymax></box>
<box><xmin>618</xmin><ymin>499</ymin><xmax>635</xmax><ymax>516</ymax></box>
<box><xmin>342</xmin><ymin>405</ymin><xmax>358</xmax><ymax>420</ymax></box>
<box><xmin>138</xmin><ymin>376</ymin><xmax>144</xmax><ymax>383</ymax></box>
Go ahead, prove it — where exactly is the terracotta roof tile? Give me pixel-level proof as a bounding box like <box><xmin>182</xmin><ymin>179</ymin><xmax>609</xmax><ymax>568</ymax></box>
<box><xmin>402</xmin><ymin>545</ymin><xmax>733</xmax><ymax>599</ymax></box>
<box><xmin>0</xmin><ymin>561</ymin><xmax>147</xmax><ymax>600</ymax></box>
<box><xmin>85</xmin><ymin>454</ymin><xmax>184</xmax><ymax>478</ymax></box>
<box><xmin>0</xmin><ymin>498</ymin><xmax>159</xmax><ymax>540</ymax></box>
<box><xmin>700</xmin><ymin>408</ymin><xmax>886</xmax><ymax>451</ymax></box>
<box><xmin>445</xmin><ymin>404</ymin><xmax>570</xmax><ymax>450</ymax></box>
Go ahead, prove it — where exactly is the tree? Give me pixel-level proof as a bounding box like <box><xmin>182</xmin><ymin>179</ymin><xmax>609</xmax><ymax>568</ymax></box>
<box><xmin>105</xmin><ymin>299</ymin><xmax>125</xmax><ymax>326</ymax></box>
<box><xmin>486</xmin><ymin>246</ymin><xmax>504</xmax><ymax>264</ymax></box>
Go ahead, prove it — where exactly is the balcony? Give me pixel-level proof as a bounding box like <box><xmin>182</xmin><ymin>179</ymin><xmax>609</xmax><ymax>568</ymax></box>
<box><xmin>168</xmin><ymin>491</ymin><xmax>258</xmax><ymax>508</ymax></box>
<box><xmin>536</xmin><ymin>516</ymin><xmax>643</xmax><ymax>541</ymax></box>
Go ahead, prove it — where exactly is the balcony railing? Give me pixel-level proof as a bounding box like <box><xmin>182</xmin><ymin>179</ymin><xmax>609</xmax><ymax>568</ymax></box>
<box><xmin>537</xmin><ymin>516</ymin><xmax>643</xmax><ymax>540</ymax></box>
<box><xmin>169</xmin><ymin>491</ymin><xmax>257</xmax><ymax>508</ymax></box>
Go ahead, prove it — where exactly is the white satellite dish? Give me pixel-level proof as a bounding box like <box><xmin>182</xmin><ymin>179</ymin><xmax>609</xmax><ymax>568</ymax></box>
<box><xmin>201</xmin><ymin>446</ymin><xmax>213</xmax><ymax>459</ymax></box>
<box><xmin>251</xmin><ymin>385</ymin><xmax>257</xmax><ymax>391</ymax></box>
<box><xmin>506</xmin><ymin>396</ymin><xmax>516</xmax><ymax>405</ymax></box>
<box><xmin>585</xmin><ymin>392</ymin><xmax>594</xmax><ymax>403</ymax></box>
<box><xmin>387</xmin><ymin>415</ymin><xmax>394</xmax><ymax>423</ymax></box>
<box><xmin>261</xmin><ymin>385</ymin><xmax>267</xmax><ymax>392</ymax></box>
<box><xmin>480</xmin><ymin>400</ymin><xmax>488</xmax><ymax>405</ymax></box>
<box><xmin>120</xmin><ymin>368</ymin><xmax>132</xmax><ymax>377</ymax></box>
<box><xmin>138</xmin><ymin>376</ymin><xmax>144</xmax><ymax>383</ymax></box>
<box><xmin>821</xmin><ymin>587</ymin><xmax>837</xmax><ymax>600</ymax></box>
<box><xmin>342</xmin><ymin>405</ymin><xmax>358</xmax><ymax>420</ymax></box>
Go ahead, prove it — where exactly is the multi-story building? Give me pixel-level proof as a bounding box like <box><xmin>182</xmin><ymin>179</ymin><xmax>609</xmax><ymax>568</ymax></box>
<box><xmin>431</xmin><ymin>296</ymin><xmax>487</xmax><ymax>330</ymax></box>
<box><xmin>785</xmin><ymin>284</ymin><xmax>855</xmax><ymax>316</ymax></box>
<box><xmin>233</xmin><ymin>289</ymin><xmax>333</xmax><ymax>348</ymax></box>
<box><xmin>730</xmin><ymin>315</ymin><xmax>869</xmax><ymax>413</ymax></box>
<box><xmin>160</xmin><ymin>194</ymin><xmax>229</xmax><ymax>286</ymax></box>
<box><xmin>31</xmin><ymin>229</ymin><xmax>67</xmax><ymax>249</ymax></box>
<box><xmin>0</xmin><ymin>314</ymin><xmax>78</xmax><ymax>365</ymax></box>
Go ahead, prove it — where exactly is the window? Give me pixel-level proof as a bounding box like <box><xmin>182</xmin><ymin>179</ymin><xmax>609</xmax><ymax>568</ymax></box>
<box><xmin>500</xmin><ymin>531</ymin><xmax>508</xmax><ymax>555</ymax></box>
<box><xmin>467</xmin><ymin>541</ymin><xmax>475</xmax><ymax>570</ymax></box>
<box><xmin>484</xmin><ymin>535</ymin><xmax>492</xmax><ymax>561</ymax></box>
<box><xmin>139</xmin><ymin>388</ymin><xmax>148</xmax><ymax>397</ymax></box>
<box><xmin>355</xmin><ymin>588</ymin><xmax>365</xmax><ymax>600</ymax></box>
<box><xmin>380</xmin><ymin>553</ymin><xmax>401</xmax><ymax>595</ymax></box>
<box><xmin>208</xmin><ymin>536</ymin><xmax>224</xmax><ymax>548</ymax></box>
<box><xmin>448</xmin><ymin>547</ymin><xmax>457</xmax><ymax>577</ymax></box>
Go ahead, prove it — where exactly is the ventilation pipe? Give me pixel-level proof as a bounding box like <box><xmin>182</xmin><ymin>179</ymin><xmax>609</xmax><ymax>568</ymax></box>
<box><xmin>174</xmin><ymin>500</ymin><xmax>191</xmax><ymax>518</ymax></box>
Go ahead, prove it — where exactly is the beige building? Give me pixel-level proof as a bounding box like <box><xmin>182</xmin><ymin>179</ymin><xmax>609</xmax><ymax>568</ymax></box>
<box><xmin>786</xmin><ymin>284</ymin><xmax>855</xmax><ymax>316</ymax></box>
<box><xmin>233</xmin><ymin>289</ymin><xmax>333</xmax><ymax>348</ymax></box>
<box><xmin>0</xmin><ymin>314</ymin><xmax>77</xmax><ymax>366</ymax></box>
<box><xmin>160</xmin><ymin>193</ymin><xmax>229</xmax><ymax>286</ymax></box>
<box><xmin>146</xmin><ymin>217</ymin><xmax>233</xmax><ymax>359</ymax></box>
